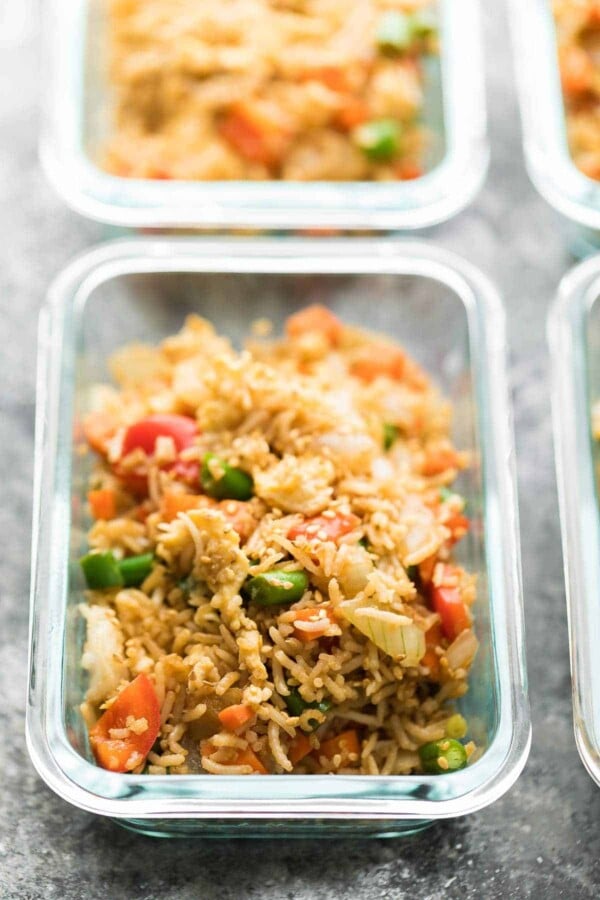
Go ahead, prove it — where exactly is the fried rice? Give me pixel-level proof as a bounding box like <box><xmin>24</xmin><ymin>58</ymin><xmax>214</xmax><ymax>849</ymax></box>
<box><xmin>554</xmin><ymin>0</ymin><xmax>600</xmax><ymax>179</ymax></box>
<box><xmin>102</xmin><ymin>0</ymin><xmax>437</xmax><ymax>181</ymax></box>
<box><xmin>78</xmin><ymin>306</ymin><xmax>478</xmax><ymax>776</ymax></box>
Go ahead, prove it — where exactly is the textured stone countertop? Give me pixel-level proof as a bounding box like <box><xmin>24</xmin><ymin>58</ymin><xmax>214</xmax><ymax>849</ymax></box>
<box><xmin>3</xmin><ymin>3</ymin><xmax>600</xmax><ymax>899</ymax></box>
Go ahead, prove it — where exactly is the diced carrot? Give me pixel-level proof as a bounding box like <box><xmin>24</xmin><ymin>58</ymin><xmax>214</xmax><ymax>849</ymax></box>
<box><xmin>83</xmin><ymin>411</ymin><xmax>119</xmax><ymax>456</ymax></box>
<box><xmin>219</xmin><ymin>101</ymin><xmax>292</xmax><ymax>166</ymax></box>
<box><xmin>559</xmin><ymin>46</ymin><xmax>595</xmax><ymax>95</ymax></box>
<box><xmin>421</xmin><ymin>446</ymin><xmax>462</xmax><ymax>477</ymax></box>
<box><xmin>89</xmin><ymin>674</ymin><xmax>160</xmax><ymax>773</ymax></box>
<box><xmin>421</xmin><ymin>622</ymin><xmax>443</xmax><ymax>681</ymax></box>
<box><xmin>445</xmin><ymin>512</ymin><xmax>470</xmax><ymax>545</ymax></box>
<box><xmin>287</xmin><ymin>512</ymin><xmax>360</xmax><ymax>543</ymax></box>
<box><xmin>235</xmin><ymin>748</ymin><xmax>268</xmax><ymax>774</ymax></box>
<box><xmin>350</xmin><ymin>345</ymin><xmax>407</xmax><ymax>383</ymax></box>
<box><xmin>218</xmin><ymin>499</ymin><xmax>258</xmax><ymax>543</ymax></box>
<box><xmin>286</xmin><ymin>304</ymin><xmax>344</xmax><ymax>346</ymax></box>
<box><xmin>418</xmin><ymin>554</ymin><xmax>437</xmax><ymax>585</ymax></box>
<box><xmin>317</xmin><ymin>729</ymin><xmax>361</xmax><ymax>767</ymax></box>
<box><xmin>335</xmin><ymin>98</ymin><xmax>371</xmax><ymax>130</ymax></box>
<box><xmin>431</xmin><ymin>568</ymin><xmax>471</xmax><ymax>642</ymax></box>
<box><xmin>88</xmin><ymin>489</ymin><xmax>117</xmax><ymax>521</ymax></box>
<box><xmin>395</xmin><ymin>161</ymin><xmax>424</xmax><ymax>181</ymax></box>
<box><xmin>298</xmin><ymin>66</ymin><xmax>353</xmax><ymax>92</ymax></box>
<box><xmin>201</xmin><ymin>741</ymin><xmax>268</xmax><ymax>774</ymax></box>
<box><xmin>218</xmin><ymin>704</ymin><xmax>255</xmax><ymax>732</ymax></box>
<box><xmin>160</xmin><ymin>491</ymin><xmax>208</xmax><ymax>523</ymax></box>
<box><xmin>292</xmin><ymin>607</ymin><xmax>334</xmax><ymax>643</ymax></box>
<box><xmin>289</xmin><ymin>733</ymin><xmax>313</xmax><ymax>766</ymax></box>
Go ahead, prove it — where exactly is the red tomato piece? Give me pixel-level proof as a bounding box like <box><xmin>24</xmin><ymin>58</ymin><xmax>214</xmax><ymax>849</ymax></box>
<box><xmin>431</xmin><ymin>577</ymin><xmax>471</xmax><ymax>642</ymax></box>
<box><xmin>122</xmin><ymin>414</ymin><xmax>197</xmax><ymax>458</ymax></box>
<box><xmin>287</xmin><ymin>513</ymin><xmax>360</xmax><ymax>542</ymax></box>
<box><xmin>89</xmin><ymin>674</ymin><xmax>161</xmax><ymax>773</ymax></box>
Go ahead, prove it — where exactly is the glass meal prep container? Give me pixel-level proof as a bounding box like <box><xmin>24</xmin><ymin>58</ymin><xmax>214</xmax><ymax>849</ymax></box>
<box><xmin>27</xmin><ymin>237</ymin><xmax>529</xmax><ymax>837</ymax></box>
<box><xmin>549</xmin><ymin>254</ymin><xmax>600</xmax><ymax>786</ymax></box>
<box><xmin>509</xmin><ymin>0</ymin><xmax>600</xmax><ymax>257</ymax></box>
<box><xmin>40</xmin><ymin>0</ymin><xmax>488</xmax><ymax>231</ymax></box>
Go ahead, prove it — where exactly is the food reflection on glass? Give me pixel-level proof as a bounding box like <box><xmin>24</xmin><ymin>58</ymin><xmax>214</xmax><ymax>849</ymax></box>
<box><xmin>103</xmin><ymin>1</ymin><xmax>438</xmax><ymax>181</ymax></box>
<box><xmin>78</xmin><ymin>306</ymin><xmax>478</xmax><ymax>776</ymax></box>
<box><xmin>555</xmin><ymin>0</ymin><xmax>600</xmax><ymax>179</ymax></box>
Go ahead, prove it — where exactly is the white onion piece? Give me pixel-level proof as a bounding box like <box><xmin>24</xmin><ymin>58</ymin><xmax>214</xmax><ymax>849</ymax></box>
<box><xmin>339</xmin><ymin>601</ymin><xmax>426</xmax><ymax>666</ymax></box>
<box><xmin>445</xmin><ymin>628</ymin><xmax>479</xmax><ymax>671</ymax></box>
<box><xmin>337</xmin><ymin>552</ymin><xmax>373</xmax><ymax>596</ymax></box>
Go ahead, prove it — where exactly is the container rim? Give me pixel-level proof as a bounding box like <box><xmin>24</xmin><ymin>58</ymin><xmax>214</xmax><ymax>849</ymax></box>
<box><xmin>509</xmin><ymin>0</ymin><xmax>600</xmax><ymax>230</ymax></box>
<box><xmin>548</xmin><ymin>254</ymin><xmax>600</xmax><ymax>786</ymax></box>
<box><xmin>27</xmin><ymin>237</ymin><xmax>530</xmax><ymax>820</ymax></box>
<box><xmin>39</xmin><ymin>0</ymin><xmax>488</xmax><ymax>229</ymax></box>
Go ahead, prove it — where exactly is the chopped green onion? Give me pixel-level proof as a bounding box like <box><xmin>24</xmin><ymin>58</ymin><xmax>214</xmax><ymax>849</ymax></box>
<box><xmin>418</xmin><ymin>738</ymin><xmax>468</xmax><ymax>774</ymax></box>
<box><xmin>445</xmin><ymin>714</ymin><xmax>468</xmax><ymax>740</ymax></box>
<box><xmin>284</xmin><ymin>687</ymin><xmax>332</xmax><ymax>731</ymax></box>
<box><xmin>376</xmin><ymin>10</ymin><xmax>414</xmax><ymax>54</ymax></box>
<box><xmin>358</xmin><ymin>537</ymin><xmax>369</xmax><ymax>550</ymax></box>
<box><xmin>80</xmin><ymin>551</ymin><xmax>124</xmax><ymax>589</ymax></box>
<box><xmin>383</xmin><ymin>422</ymin><xmax>399</xmax><ymax>451</ymax></box>
<box><xmin>118</xmin><ymin>553</ymin><xmax>154</xmax><ymax>587</ymax></box>
<box><xmin>201</xmin><ymin>452</ymin><xmax>253</xmax><ymax>501</ymax></box>
<box><xmin>439</xmin><ymin>486</ymin><xmax>454</xmax><ymax>503</ymax></box>
<box><xmin>243</xmin><ymin>569</ymin><xmax>309</xmax><ymax>606</ymax></box>
<box><xmin>353</xmin><ymin>119</ymin><xmax>402</xmax><ymax>161</ymax></box>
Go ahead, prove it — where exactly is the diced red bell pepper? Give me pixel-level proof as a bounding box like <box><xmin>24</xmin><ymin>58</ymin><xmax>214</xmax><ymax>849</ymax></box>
<box><xmin>89</xmin><ymin>674</ymin><xmax>160</xmax><ymax>773</ymax></box>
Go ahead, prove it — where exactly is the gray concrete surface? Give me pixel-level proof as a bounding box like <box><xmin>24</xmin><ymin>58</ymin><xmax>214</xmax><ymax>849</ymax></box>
<box><xmin>2</xmin><ymin>3</ymin><xmax>599</xmax><ymax>899</ymax></box>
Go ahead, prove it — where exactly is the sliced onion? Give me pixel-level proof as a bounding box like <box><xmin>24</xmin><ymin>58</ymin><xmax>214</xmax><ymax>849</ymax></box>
<box><xmin>445</xmin><ymin>628</ymin><xmax>479</xmax><ymax>671</ymax></box>
<box><xmin>339</xmin><ymin>601</ymin><xmax>426</xmax><ymax>666</ymax></box>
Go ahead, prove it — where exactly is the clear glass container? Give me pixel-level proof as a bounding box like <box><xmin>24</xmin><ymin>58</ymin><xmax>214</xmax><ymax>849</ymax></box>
<box><xmin>40</xmin><ymin>0</ymin><xmax>488</xmax><ymax>230</ymax></box>
<box><xmin>27</xmin><ymin>237</ymin><xmax>529</xmax><ymax>837</ymax></box>
<box><xmin>509</xmin><ymin>0</ymin><xmax>600</xmax><ymax>256</ymax></box>
<box><xmin>549</xmin><ymin>254</ymin><xmax>600</xmax><ymax>786</ymax></box>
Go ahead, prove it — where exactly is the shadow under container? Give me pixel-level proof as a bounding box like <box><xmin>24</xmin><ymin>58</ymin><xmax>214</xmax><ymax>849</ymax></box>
<box><xmin>509</xmin><ymin>0</ymin><xmax>600</xmax><ymax>257</ymax></box>
<box><xmin>40</xmin><ymin>0</ymin><xmax>488</xmax><ymax>231</ymax></box>
<box><xmin>27</xmin><ymin>238</ymin><xmax>529</xmax><ymax>837</ymax></box>
<box><xmin>549</xmin><ymin>255</ymin><xmax>600</xmax><ymax>786</ymax></box>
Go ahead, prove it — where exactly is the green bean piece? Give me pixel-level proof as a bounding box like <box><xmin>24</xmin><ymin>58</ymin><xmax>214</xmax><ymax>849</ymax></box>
<box><xmin>383</xmin><ymin>422</ymin><xmax>399</xmax><ymax>451</ymax></box>
<box><xmin>201</xmin><ymin>452</ymin><xmax>253</xmax><ymax>501</ymax></box>
<box><xmin>80</xmin><ymin>551</ymin><xmax>124</xmax><ymax>590</ymax></box>
<box><xmin>285</xmin><ymin>688</ymin><xmax>332</xmax><ymax>731</ymax></box>
<box><xmin>353</xmin><ymin>119</ymin><xmax>402</xmax><ymax>161</ymax></box>
<box><xmin>418</xmin><ymin>738</ymin><xmax>468</xmax><ymax>774</ymax></box>
<box><xmin>118</xmin><ymin>553</ymin><xmax>154</xmax><ymax>587</ymax></box>
<box><xmin>243</xmin><ymin>569</ymin><xmax>309</xmax><ymax>606</ymax></box>
<box><xmin>376</xmin><ymin>10</ymin><xmax>414</xmax><ymax>54</ymax></box>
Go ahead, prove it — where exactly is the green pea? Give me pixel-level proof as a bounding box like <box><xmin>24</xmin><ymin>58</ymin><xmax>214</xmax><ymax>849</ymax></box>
<box><xmin>376</xmin><ymin>10</ymin><xmax>414</xmax><ymax>54</ymax></box>
<box><xmin>243</xmin><ymin>569</ymin><xmax>309</xmax><ymax>606</ymax></box>
<box><xmin>418</xmin><ymin>738</ymin><xmax>468</xmax><ymax>774</ymax></box>
<box><xmin>383</xmin><ymin>422</ymin><xmax>399</xmax><ymax>452</ymax></box>
<box><xmin>80</xmin><ymin>551</ymin><xmax>124</xmax><ymax>589</ymax></box>
<box><xmin>353</xmin><ymin>119</ymin><xmax>402</xmax><ymax>162</ymax></box>
<box><xmin>285</xmin><ymin>688</ymin><xmax>332</xmax><ymax>731</ymax></box>
<box><xmin>201</xmin><ymin>452</ymin><xmax>253</xmax><ymax>501</ymax></box>
<box><xmin>118</xmin><ymin>553</ymin><xmax>154</xmax><ymax>587</ymax></box>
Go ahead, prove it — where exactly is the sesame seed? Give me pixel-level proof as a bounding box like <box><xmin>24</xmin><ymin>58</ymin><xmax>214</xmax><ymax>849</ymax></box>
<box><xmin>437</xmin><ymin>756</ymin><xmax>449</xmax><ymax>771</ymax></box>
